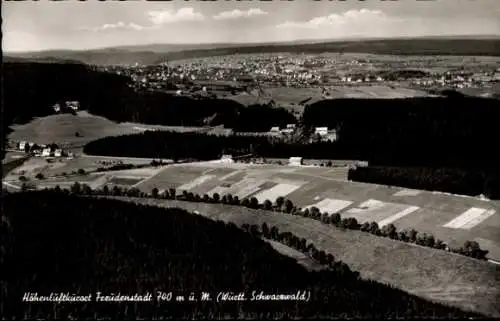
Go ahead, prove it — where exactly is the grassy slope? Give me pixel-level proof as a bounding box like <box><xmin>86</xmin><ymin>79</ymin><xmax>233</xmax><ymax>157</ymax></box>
<box><xmin>264</xmin><ymin>239</ymin><xmax>326</xmax><ymax>272</ymax></box>
<box><xmin>105</xmin><ymin>196</ymin><xmax>500</xmax><ymax>317</ymax></box>
<box><xmin>5</xmin><ymin>191</ymin><xmax>481</xmax><ymax>319</ymax></box>
<box><xmin>7</xmin><ymin>112</ymin><xmax>139</xmax><ymax>150</ymax></box>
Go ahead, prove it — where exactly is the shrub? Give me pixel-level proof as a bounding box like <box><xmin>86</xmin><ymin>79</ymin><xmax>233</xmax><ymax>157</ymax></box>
<box><xmin>283</xmin><ymin>199</ymin><xmax>294</xmax><ymax>213</ymax></box>
<box><xmin>70</xmin><ymin>182</ymin><xmax>81</xmax><ymax>195</ymax></box>
<box><xmin>263</xmin><ymin>200</ymin><xmax>273</xmax><ymax>211</ymax></box>
<box><xmin>241</xmin><ymin>198</ymin><xmax>250</xmax><ymax>207</ymax></box>
<box><xmin>261</xmin><ymin>222</ymin><xmax>270</xmax><ymax>238</ymax></box>
<box><xmin>249</xmin><ymin>197</ymin><xmax>259</xmax><ymax>209</ymax></box>
<box><xmin>330</xmin><ymin>213</ymin><xmax>341</xmax><ymax>226</ymax></box>
<box><xmin>275</xmin><ymin>196</ymin><xmax>285</xmax><ymax>209</ymax></box>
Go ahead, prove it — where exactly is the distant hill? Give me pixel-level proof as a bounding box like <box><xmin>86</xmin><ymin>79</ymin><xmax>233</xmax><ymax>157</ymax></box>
<box><xmin>5</xmin><ymin>37</ymin><xmax>500</xmax><ymax>66</ymax></box>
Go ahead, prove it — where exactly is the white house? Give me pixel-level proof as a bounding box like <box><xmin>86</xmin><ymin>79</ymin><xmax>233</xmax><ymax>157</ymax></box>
<box><xmin>19</xmin><ymin>141</ymin><xmax>27</xmax><ymax>151</ymax></box>
<box><xmin>41</xmin><ymin>148</ymin><xmax>51</xmax><ymax>157</ymax></box>
<box><xmin>220</xmin><ymin>154</ymin><xmax>234</xmax><ymax>164</ymax></box>
<box><xmin>289</xmin><ymin>157</ymin><xmax>303</xmax><ymax>166</ymax></box>
<box><xmin>66</xmin><ymin>101</ymin><xmax>80</xmax><ymax>111</ymax></box>
<box><xmin>286</xmin><ymin>124</ymin><xmax>296</xmax><ymax>129</ymax></box>
<box><xmin>53</xmin><ymin>103</ymin><xmax>61</xmax><ymax>113</ymax></box>
<box><xmin>355</xmin><ymin>161</ymin><xmax>369</xmax><ymax>167</ymax></box>
<box><xmin>326</xmin><ymin>129</ymin><xmax>338</xmax><ymax>142</ymax></box>
<box><xmin>54</xmin><ymin>149</ymin><xmax>63</xmax><ymax>157</ymax></box>
<box><xmin>270</xmin><ymin>126</ymin><xmax>280</xmax><ymax>133</ymax></box>
<box><xmin>280</xmin><ymin>128</ymin><xmax>294</xmax><ymax>135</ymax></box>
<box><xmin>314</xmin><ymin>127</ymin><xmax>328</xmax><ymax>136</ymax></box>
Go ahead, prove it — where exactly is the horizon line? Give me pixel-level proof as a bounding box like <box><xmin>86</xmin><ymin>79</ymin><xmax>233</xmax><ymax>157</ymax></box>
<box><xmin>5</xmin><ymin>34</ymin><xmax>500</xmax><ymax>54</ymax></box>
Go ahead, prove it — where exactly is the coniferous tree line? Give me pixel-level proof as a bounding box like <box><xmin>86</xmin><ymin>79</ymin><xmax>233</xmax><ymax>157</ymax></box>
<box><xmin>302</xmin><ymin>97</ymin><xmax>500</xmax><ymax>169</ymax></box>
<box><xmin>53</xmin><ymin>182</ymin><xmax>490</xmax><ymax>261</ymax></box>
<box><xmin>348</xmin><ymin>166</ymin><xmax>500</xmax><ymax>199</ymax></box>
<box><xmin>3</xmin><ymin>190</ymin><xmax>482</xmax><ymax>319</ymax></box>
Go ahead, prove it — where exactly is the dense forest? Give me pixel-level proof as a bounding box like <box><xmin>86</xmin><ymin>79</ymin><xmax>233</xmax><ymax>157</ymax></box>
<box><xmin>3</xmin><ymin>190</ymin><xmax>480</xmax><ymax>319</ymax></box>
<box><xmin>302</xmin><ymin>97</ymin><xmax>500</xmax><ymax>169</ymax></box>
<box><xmin>348</xmin><ymin>166</ymin><xmax>500</xmax><ymax>199</ymax></box>
<box><xmin>6</xmin><ymin>38</ymin><xmax>500</xmax><ymax>65</ymax></box>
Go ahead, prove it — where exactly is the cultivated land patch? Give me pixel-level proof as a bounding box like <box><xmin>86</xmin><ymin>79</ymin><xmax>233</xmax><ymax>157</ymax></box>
<box><xmin>129</xmin><ymin>164</ymin><xmax>500</xmax><ymax>261</ymax></box>
<box><xmin>253</xmin><ymin>183</ymin><xmax>303</xmax><ymax>204</ymax></box>
<box><xmin>304</xmin><ymin>198</ymin><xmax>353</xmax><ymax>214</ymax></box>
<box><xmin>393</xmin><ymin>189</ymin><xmax>422</xmax><ymax>197</ymax></box>
<box><xmin>345</xmin><ymin>199</ymin><xmax>415</xmax><ymax>224</ymax></box>
<box><xmin>134</xmin><ymin>165</ymin><xmax>209</xmax><ymax>191</ymax></box>
<box><xmin>105</xmin><ymin>196</ymin><xmax>500</xmax><ymax>318</ymax></box>
<box><xmin>232</xmin><ymin>179</ymin><xmax>267</xmax><ymax>199</ymax></box>
<box><xmin>228</xmin><ymin>85</ymin><xmax>430</xmax><ymax>111</ymax></box>
<box><xmin>377</xmin><ymin>206</ymin><xmax>421</xmax><ymax>227</ymax></box>
<box><xmin>443</xmin><ymin>207</ymin><xmax>497</xmax><ymax>230</ymax></box>
<box><xmin>219</xmin><ymin>169</ymin><xmax>244</xmax><ymax>182</ymax></box>
<box><xmin>108</xmin><ymin>177</ymin><xmax>143</xmax><ymax>186</ymax></box>
<box><xmin>177</xmin><ymin>175</ymin><xmax>216</xmax><ymax>191</ymax></box>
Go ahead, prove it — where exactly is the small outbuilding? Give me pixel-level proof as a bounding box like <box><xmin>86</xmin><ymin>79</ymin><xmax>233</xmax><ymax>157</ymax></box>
<box><xmin>289</xmin><ymin>157</ymin><xmax>303</xmax><ymax>166</ymax></box>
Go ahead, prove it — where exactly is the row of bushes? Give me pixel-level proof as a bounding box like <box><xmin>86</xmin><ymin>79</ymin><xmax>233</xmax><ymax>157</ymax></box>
<box><xmin>348</xmin><ymin>166</ymin><xmax>500</xmax><ymax>199</ymax></box>
<box><xmin>240</xmin><ymin>221</ymin><xmax>358</xmax><ymax>278</ymax></box>
<box><xmin>45</xmin><ymin>182</ymin><xmax>490</xmax><ymax>261</ymax></box>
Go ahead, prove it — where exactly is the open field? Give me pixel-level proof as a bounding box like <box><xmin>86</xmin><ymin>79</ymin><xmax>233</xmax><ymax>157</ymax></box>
<box><xmin>119</xmin><ymin>163</ymin><xmax>500</xmax><ymax>261</ymax></box>
<box><xmin>5</xmin><ymin>161</ymin><xmax>500</xmax><ymax>261</ymax></box>
<box><xmin>4</xmin><ymin>156</ymin><xmax>111</xmax><ymax>180</ymax></box>
<box><xmin>2</xmin><ymin>153</ymin><xmax>31</xmax><ymax>178</ymax></box>
<box><xmin>134</xmin><ymin>163</ymin><xmax>500</xmax><ymax>261</ymax></box>
<box><xmin>104</xmin><ymin>196</ymin><xmax>500</xmax><ymax>317</ymax></box>
<box><xmin>229</xmin><ymin>85</ymin><xmax>431</xmax><ymax>111</ymax></box>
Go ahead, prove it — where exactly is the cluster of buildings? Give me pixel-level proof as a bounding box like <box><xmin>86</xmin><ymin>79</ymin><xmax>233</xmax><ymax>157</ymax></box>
<box><xmin>411</xmin><ymin>70</ymin><xmax>500</xmax><ymax>89</ymax></box>
<box><xmin>53</xmin><ymin>101</ymin><xmax>80</xmax><ymax>113</ymax></box>
<box><xmin>268</xmin><ymin>124</ymin><xmax>338</xmax><ymax>142</ymax></box>
<box><xmin>269</xmin><ymin>123</ymin><xmax>297</xmax><ymax>135</ymax></box>
<box><xmin>101</xmin><ymin>54</ymin><xmax>499</xmax><ymax>96</ymax></box>
<box><xmin>18</xmin><ymin>141</ymin><xmax>67</xmax><ymax>158</ymax></box>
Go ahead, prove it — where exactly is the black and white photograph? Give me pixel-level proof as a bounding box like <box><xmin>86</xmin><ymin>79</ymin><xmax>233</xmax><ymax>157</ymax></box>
<box><xmin>2</xmin><ymin>0</ymin><xmax>500</xmax><ymax>319</ymax></box>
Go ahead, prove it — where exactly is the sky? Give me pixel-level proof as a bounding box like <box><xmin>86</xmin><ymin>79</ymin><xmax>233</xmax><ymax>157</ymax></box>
<box><xmin>3</xmin><ymin>0</ymin><xmax>500</xmax><ymax>52</ymax></box>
